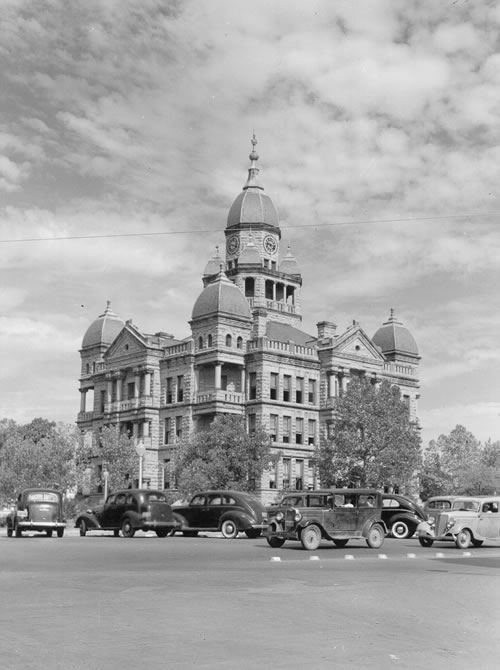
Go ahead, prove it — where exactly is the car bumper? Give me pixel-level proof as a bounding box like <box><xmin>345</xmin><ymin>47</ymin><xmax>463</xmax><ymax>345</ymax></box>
<box><xmin>141</xmin><ymin>521</ymin><xmax>178</xmax><ymax>531</ymax></box>
<box><xmin>18</xmin><ymin>521</ymin><xmax>66</xmax><ymax>530</ymax></box>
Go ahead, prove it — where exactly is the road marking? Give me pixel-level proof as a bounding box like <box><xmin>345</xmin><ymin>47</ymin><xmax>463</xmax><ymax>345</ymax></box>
<box><xmin>407</xmin><ymin>553</ymin><xmax>416</xmax><ymax>558</ymax></box>
<box><xmin>435</xmin><ymin>552</ymin><xmax>445</xmax><ymax>558</ymax></box>
<box><xmin>270</xmin><ymin>556</ymin><xmax>281</xmax><ymax>562</ymax></box>
<box><xmin>309</xmin><ymin>555</ymin><xmax>320</xmax><ymax>561</ymax></box>
<box><xmin>378</xmin><ymin>554</ymin><xmax>388</xmax><ymax>559</ymax></box>
<box><xmin>345</xmin><ymin>555</ymin><xmax>355</xmax><ymax>560</ymax></box>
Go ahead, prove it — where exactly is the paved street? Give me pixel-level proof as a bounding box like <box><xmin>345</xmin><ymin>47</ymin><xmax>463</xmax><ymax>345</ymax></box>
<box><xmin>1</xmin><ymin>530</ymin><xmax>500</xmax><ymax>670</ymax></box>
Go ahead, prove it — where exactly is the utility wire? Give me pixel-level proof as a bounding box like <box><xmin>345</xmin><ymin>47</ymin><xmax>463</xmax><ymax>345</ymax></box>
<box><xmin>0</xmin><ymin>211</ymin><xmax>495</xmax><ymax>243</ymax></box>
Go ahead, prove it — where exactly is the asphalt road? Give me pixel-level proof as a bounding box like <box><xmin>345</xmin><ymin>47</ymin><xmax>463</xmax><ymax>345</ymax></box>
<box><xmin>1</xmin><ymin>529</ymin><xmax>500</xmax><ymax>670</ymax></box>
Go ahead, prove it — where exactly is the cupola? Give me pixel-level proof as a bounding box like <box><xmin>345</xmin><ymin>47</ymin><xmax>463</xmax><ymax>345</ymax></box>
<box><xmin>81</xmin><ymin>301</ymin><xmax>124</xmax><ymax>349</ymax></box>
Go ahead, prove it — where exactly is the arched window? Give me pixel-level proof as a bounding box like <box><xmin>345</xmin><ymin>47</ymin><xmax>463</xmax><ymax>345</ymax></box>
<box><xmin>245</xmin><ymin>277</ymin><xmax>255</xmax><ymax>297</ymax></box>
<box><xmin>198</xmin><ymin>336</ymin><xmax>204</xmax><ymax>349</ymax></box>
<box><xmin>207</xmin><ymin>334</ymin><xmax>213</xmax><ymax>347</ymax></box>
<box><xmin>92</xmin><ymin>361</ymin><xmax>96</xmax><ymax>373</ymax></box>
<box><xmin>226</xmin><ymin>334</ymin><xmax>232</xmax><ymax>347</ymax></box>
<box><xmin>237</xmin><ymin>336</ymin><xmax>243</xmax><ymax>349</ymax></box>
<box><xmin>86</xmin><ymin>363</ymin><xmax>90</xmax><ymax>374</ymax></box>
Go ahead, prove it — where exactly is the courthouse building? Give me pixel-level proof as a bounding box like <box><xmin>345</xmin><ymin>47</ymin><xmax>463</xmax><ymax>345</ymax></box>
<box><xmin>77</xmin><ymin>137</ymin><xmax>420</xmax><ymax>503</ymax></box>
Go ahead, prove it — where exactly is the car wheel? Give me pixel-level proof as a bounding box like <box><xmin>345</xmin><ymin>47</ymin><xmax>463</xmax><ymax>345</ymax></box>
<box><xmin>221</xmin><ymin>519</ymin><xmax>239</xmax><ymax>539</ymax></box>
<box><xmin>155</xmin><ymin>529</ymin><xmax>169</xmax><ymax>537</ymax></box>
<box><xmin>333</xmin><ymin>539</ymin><xmax>349</xmax><ymax>547</ymax></box>
<box><xmin>472</xmin><ymin>539</ymin><xmax>483</xmax><ymax>547</ymax></box>
<box><xmin>366</xmin><ymin>524</ymin><xmax>384</xmax><ymax>548</ymax></box>
<box><xmin>46</xmin><ymin>530</ymin><xmax>53</xmax><ymax>537</ymax></box>
<box><xmin>419</xmin><ymin>537</ymin><xmax>434</xmax><ymax>548</ymax></box>
<box><xmin>57</xmin><ymin>528</ymin><xmax>64</xmax><ymax>538</ymax></box>
<box><xmin>79</xmin><ymin>520</ymin><xmax>87</xmax><ymax>537</ymax></box>
<box><xmin>121</xmin><ymin>518</ymin><xmax>135</xmax><ymax>538</ymax></box>
<box><xmin>267</xmin><ymin>536</ymin><xmax>286</xmax><ymax>548</ymax></box>
<box><xmin>300</xmin><ymin>524</ymin><xmax>322</xmax><ymax>551</ymax></box>
<box><xmin>183</xmin><ymin>530</ymin><xmax>198</xmax><ymax>537</ymax></box>
<box><xmin>455</xmin><ymin>529</ymin><xmax>471</xmax><ymax>549</ymax></box>
<box><xmin>245</xmin><ymin>529</ymin><xmax>261</xmax><ymax>539</ymax></box>
<box><xmin>391</xmin><ymin>520</ymin><xmax>411</xmax><ymax>539</ymax></box>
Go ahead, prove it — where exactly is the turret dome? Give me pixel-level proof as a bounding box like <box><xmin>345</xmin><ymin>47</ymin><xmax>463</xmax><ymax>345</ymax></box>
<box><xmin>82</xmin><ymin>302</ymin><xmax>124</xmax><ymax>349</ymax></box>
<box><xmin>192</xmin><ymin>267</ymin><xmax>252</xmax><ymax>321</ymax></box>
<box><xmin>238</xmin><ymin>234</ymin><xmax>262</xmax><ymax>265</ymax></box>
<box><xmin>203</xmin><ymin>245</ymin><xmax>223</xmax><ymax>276</ymax></box>
<box><xmin>372</xmin><ymin>309</ymin><xmax>419</xmax><ymax>357</ymax></box>
<box><xmin>280</xmin><ymin>245</ymin><xmax>301</xmax><ymax>275</ymax></box>
<box><xmin>226</xmin><ymin>135</ymin><xmax>280</xmax><ymax>229</ymax></box>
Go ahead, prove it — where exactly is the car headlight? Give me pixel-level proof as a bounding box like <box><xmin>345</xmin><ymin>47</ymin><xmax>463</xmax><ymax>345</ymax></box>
<box><xmin>446</xmin><ymin>519</ymin><xmax>455</xmax><ymax>531</ymax></box>
<box><xmin>276</xmin><ymin>512</ymin><xmax>284</xmax><ymax>522</ymax></box>
<box><xmin>293</xmin><ymin>511</ymin><xmax>302</xmax><ymax>523</ymax></box>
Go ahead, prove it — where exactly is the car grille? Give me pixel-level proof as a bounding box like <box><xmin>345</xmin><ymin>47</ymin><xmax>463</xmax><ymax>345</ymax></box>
<box><xmin>435</xmin><ymin>514</ymin><xmax>450</xmax><ymax>536</ymax></box>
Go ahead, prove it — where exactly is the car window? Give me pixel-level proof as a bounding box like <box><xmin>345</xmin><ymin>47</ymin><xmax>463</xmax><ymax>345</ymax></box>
<box><xmin>223</xmin><ymin>496</ymin><xmax>236</xmax><ymax>505</ymax></box>
<box><xmin>360</xmin><ymin>495</ymin><xmax>376</xmax><ymax>507</ymax></box>
<box><xmin>333</xmin><ymin>495</ymin><xmax>356</xmax><ymax>507</ymax></box>
<box><xmin>209</xmin><ymin>495</ymin><xmax>222</xmax><ymax>505</ymax></box>
<box><xmin>452</xmin><ymin>500</ymin><xmax>479</xmax><ymax>512</ymax></box>
<box><xmin>126</xmin><ymin>494</ymin><xmax>137</xmax><ymax>507</ymax></box>
<box><xmin>429</xmin><ymin>500</ymin><xmax>451</xmax><ymax>510</ymax></box>
<box><xmin>309</xmin><ymin>496</ymin><xmax>327</xmax><ymax>507</ymax></box>
<box><xmin>482</xmin><ymin>502</ymin><xmax>499</xmax><ymax>513</ymax></box>
<box><xmin>383</xmin><ymin>499</ymin><xmax>399</xmax><ymax>508</ymax></box>
<box><xmin>115</xmin><ymin>493</ymin><xmax>127</xmax><ymax>506</ymax></box>
<box><xmin>146</xmin><ymin>492</ymin><xmax>167</xmax><ymax>503</ymax></box>
<box><xmin>26</xmin><ymin>492</ymin><xmax>59</xmax><ymax>503</ymax></box>
<box><xmin>191</xmin><ymin>495</ymin><xmax>206</xmax><ymax>506</ymax></box>
<box><xmin>281</xmin><ymin>496</ymin><xmax>302</xmax><ymax>507</ymax></box>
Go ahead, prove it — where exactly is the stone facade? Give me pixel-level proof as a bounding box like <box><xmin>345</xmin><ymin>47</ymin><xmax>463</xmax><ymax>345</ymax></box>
<box><xmin>77</xmin><ymin>138</ymin><xmax>420</xmax><ymax>504</ymax></box>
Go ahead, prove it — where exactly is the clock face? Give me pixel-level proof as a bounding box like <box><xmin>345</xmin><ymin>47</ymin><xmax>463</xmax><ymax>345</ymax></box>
<box><xmin>226</xmin><ymin>235</ymin><xmax>240</xmax><ymax>255</ymax></box>
<box><xmin>263</xmin><ymin>235</ymin><xmax>277</xmax><ymax>255</ymax></box>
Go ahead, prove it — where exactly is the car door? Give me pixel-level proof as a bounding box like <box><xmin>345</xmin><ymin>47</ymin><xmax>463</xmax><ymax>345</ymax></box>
<box><xmin>98</xmin><ymin>494</ymin><xmax>117</xmax><ymax>528</ymax></box>
<box><xmin>477</xmin><ymin>501</ymin><xmax>500</xmax><ymax>539</ymax></box>
<box><xmin>324</xmin><ymin>494</ymin><xmax>359</xmax><ymax>535</ymax></box>
<box><xmin>185</xmin><ymin>494</ymin><xmax>208</xmax><ymax>527</ymax></box>
<box><xmin>205</xmin><ymin>494</ymin><xmax>225</xmax><ymax>528</ymax></box>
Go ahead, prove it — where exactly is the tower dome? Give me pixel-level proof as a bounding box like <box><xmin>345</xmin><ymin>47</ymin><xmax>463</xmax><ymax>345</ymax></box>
<box><xmin>82</xmin><ymin>301</ymin><xmax>124</xmax><ymax>349</ymax></box>
<box><xmin>203</xmin><ymin>245</ymin><xmax>223</xmax><ymax>276</ymax></box>
<box><xmin>192</xmin><ymin>267</ymin><xmax>252</xmax><ymax>321</ymax></box>
<box><xmin>226</xmin><ymin>135</ymin><xmax>280</xmax><ymax>229</ymax></box>
<box><xmin>372</xmin><ymin>309</ymin><xmax>419</xmax><ymax>358</ymax></box>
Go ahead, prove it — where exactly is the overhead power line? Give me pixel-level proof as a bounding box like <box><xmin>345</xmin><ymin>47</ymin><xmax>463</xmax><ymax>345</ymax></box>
<box><xmin>0</xmin><ymin>211</ymin><xmax>495</xmax><ymax>244</ymax></box>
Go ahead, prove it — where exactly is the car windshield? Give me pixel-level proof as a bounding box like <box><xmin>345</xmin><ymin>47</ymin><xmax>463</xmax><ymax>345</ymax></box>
<box><xmin>26</xmin><ymin>492</ymin><xmax>59</xmax><ymax>503</ymax></box>
<box><xmin>452</xmin><ymin>500</ymin><xmax>480</xmax><ymax>512</ymax></box>
<box><xmin>144</xmin><ymin>492</ymin><xmax>167</xmax><ymax>503</ymax></box>
<box><xmin>281</xmin><ymin>496</ymin><xmax>303</xmax><ymax>507</ymax></box>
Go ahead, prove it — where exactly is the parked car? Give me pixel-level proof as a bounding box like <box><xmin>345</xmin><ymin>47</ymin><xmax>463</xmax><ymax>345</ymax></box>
<box><xmin>382</xmin><ymin>493</ymin><xmax>427</xmax><ymax>539</ymax></box>
<box><xmin>75</xmin><ymin>489</ymin><xmax>178</xmax><ymax>538</ymax></box>
<box><xmin>171</xmin><ymin>490</ymin><xmax>267</xmax><ymax>539</ymax></box>
<box><xmin>264</xmin><ymin>489</ymin><xmax>387</xmax><ymax>551</ymax></box>
<box><xmin>417</xmin><ymin>496</ymin><xmax>500</xmax><ymax>549</ymax></box>
<box><xmin>422</xmin><ymin>496</ymin><xmax>457</xmax><ymax>524</ymax></box>
<box><xmin>6</xmin><ymin>488</ymin><xmax>66</xmax><ymax>538</ymax></box>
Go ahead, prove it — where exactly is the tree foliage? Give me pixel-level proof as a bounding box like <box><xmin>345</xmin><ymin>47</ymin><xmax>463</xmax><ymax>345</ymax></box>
<box><xmin>0</xmin><ymin>418</ymin><xmax>78</xmax><ymax>499</ymax></box>
<box><xmin>173</xmin><ymin>414</ymin><xmax>273</xmax><ymax>498</ymax></box>
<box><xmin>421</xmin><ymin>426</ymin><xmax>500</xmax><ymax>497</ymax></box>
<box><xmin>316</xmin><ymin>378</ymin><xmax>422</xmax><ymax>491</ymax></box>
<box><xmin>75</xmin><ymin>425</ymin><xmax>138</xmax><ymax>494</ymax></box>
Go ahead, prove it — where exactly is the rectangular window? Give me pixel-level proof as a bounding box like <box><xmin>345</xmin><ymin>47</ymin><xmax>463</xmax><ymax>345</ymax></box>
<box><xmin>296</xmin><ymin>377</ymin><xmax>304</xmax><ymax>403</ymax></box>
<box><xmin>283</xmin><ymin>416</ymin><xmax>291</xmax><ymax>443</ymax></box>
<box><xmin>308</xmin><ymin>379</ymin><xmax>316</xmax><ymax>404</ymax></box>
<box><xmin>100</xmin><ymin>390</ymin><xmax>106</xmax><ymax>413</ymax></box>
<box><xmin>283</xmin><ymin>375</ymin><xmax>291</xmax><ymax>402</ymax></box>
<box><xmin>248</xmin><ymin>414</ymin><xmax>256</xmax><ymax>435</ymax></box>
<box><xmin>270</xmin><ymin>372</ymin><xmax>278</xmax><ymax>400</ymax></box>
<box><xmin>175</xmin><ymin>416</ymin><xmax>183</xmax><ymax>439</ymax></box>
<box><xmin>164</xmin><ymin>418</ymin><xmax>171</xmax><ymax>445</ymax></box>
<box><xmin>177</xmin><ymin>375</ymin><xmax>184</xmax><ymax>403</ymax></box>
<box><xmin>308</xmin><ymin>419</ymin><xmax>316</xmax><ymax>445</ymax></box>
<box><xmin>249</xmin><ymin>372</ymin><xmax>257</xmax><ymax>400</ymax></box>
<box><xmin>162</xmin><ymin>459</ymin><xmax>171</xmax><ymax>489</ymax></box>
<box><xmin>270</xmin><ymin>414</ymin><xmax>278</xmax><ymax>442</ymax></box>
<box><xmin>282</xmin><ymin>458</ymin><xmax>291</xmax><ymax>489</ymax></box>
<box><xmin>295</xmin><ymin>459</ymin><xmax>304</xmax><ymax>490</ymax></box>
<box><xmin>295</xmin><ymin>417</ymin><xmax>304</xmax><ymax>444</ymax></box>
<box><xmin>127</xmin><ymin>382</ymin><xmax>135</xmax><ymax>400</ymax></box>
<box><xmin>166</xmin><ymin>377</ymin><xmax>173</xmax><ymax>404</ymax></box>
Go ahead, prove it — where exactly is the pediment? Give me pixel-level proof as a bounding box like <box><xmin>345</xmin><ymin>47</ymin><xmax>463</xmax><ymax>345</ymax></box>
<box><xmin>332</xmin><ymin>327</ymin><xmax>385</xmax><ymax>362</ymax></box>
<box><xmin>105</xmin><ymin>326</ymin><xmax>146</xmax><ymax>360</ymax></box>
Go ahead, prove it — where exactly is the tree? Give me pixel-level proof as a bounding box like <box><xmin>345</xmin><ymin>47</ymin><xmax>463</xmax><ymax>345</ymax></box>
<box><xmin>422</xmin><ymin>428</ymin><xmax>500</xmax><ymax>497</ymax></box>
<box><xmin>75</xmin><ymin>425</ymin><xmax>138</xmax><ymax>494</ymax></box>
<box><xmin>173</xmin><ymin>414</ymin><xmax>273</xmax><ymax>498</ymax></box>
<box><xmin>315</xmin><ymin>378</ymin><xmax>421</xmax><ymax>492</ymax></box>
<box><xmin>0</xmin><ymin>419</ymin><xmax>79</xmax><ymax>499</ymax></box>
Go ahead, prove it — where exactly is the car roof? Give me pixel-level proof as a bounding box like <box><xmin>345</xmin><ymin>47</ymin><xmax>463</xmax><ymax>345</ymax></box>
<box><xmin>21</xmin><ymin>488</ymin><xmax>61</xmax><ymax>495</ymax></box>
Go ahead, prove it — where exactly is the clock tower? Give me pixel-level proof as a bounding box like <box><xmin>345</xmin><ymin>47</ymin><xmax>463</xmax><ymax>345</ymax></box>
<box><xmin>223</xmin><ymin>136</ymin><xmax>302</xmax><ymax>327</ymax></box>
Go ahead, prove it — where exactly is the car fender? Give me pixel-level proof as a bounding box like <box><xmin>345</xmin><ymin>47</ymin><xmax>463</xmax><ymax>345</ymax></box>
<box><xmin>218</xmin><ymin>510</ymin><xmax>253</xmax><ymax>530</ymax></box>
<box><xmin>75</xmin><ymin>512</ymin><xmax>101</xmax><ymax>529</ymax></box>
<box><xmin>121</xmin><ymin>511</ymin><xmax>143</xmax><ymax>528</ymax></box>
<box><xmin>172</xmin><ymin>512</ymin><xmax>189</xmax><ymax>529</ymax></box>
<box><xmin>448</xmin><ymin>522</ymin><xmax>474</xmax><ymax>538</ymax></box>
<box><xmin>297</xmin><ymin>518</ymin><xmax>327</xmax><ymax>537</ymax></box>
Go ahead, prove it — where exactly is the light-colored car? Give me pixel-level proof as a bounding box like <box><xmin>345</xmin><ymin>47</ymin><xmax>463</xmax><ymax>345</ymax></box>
<box><xmin>422</xmin><ymin>496</ymin><xmax>457</xmax><ymax>524</ymax></box>
<box><xmin>417</xmin><ymin>496</ymin><xmax>500</xmax><ymax>549</ymax></box>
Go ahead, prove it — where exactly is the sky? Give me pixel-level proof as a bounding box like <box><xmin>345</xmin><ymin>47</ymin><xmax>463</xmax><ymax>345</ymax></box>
<box><xmin>1</xmin><ymin>0</ymin><xmax>499</xmax><ymax>448</ymax></box>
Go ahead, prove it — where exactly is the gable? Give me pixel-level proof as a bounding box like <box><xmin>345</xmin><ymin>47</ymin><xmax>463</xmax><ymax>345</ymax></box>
<box><xmin>105</xmin><ymin>327</ymin><xmax>146</xmax><ymax>360</ymax></box>
<box><xmin>331</xmin><ymin>328</ymin><xmax>385</xmax><ymax>362</ymax></box>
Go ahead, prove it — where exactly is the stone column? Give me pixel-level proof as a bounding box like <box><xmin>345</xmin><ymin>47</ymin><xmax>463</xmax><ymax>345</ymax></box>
<box><xmin>240</xmin><ymin>368</ymin><xmax>246</xmax><ymax>395</ymax></box>
<box><xmin>106</xmin><ymin>380</ymin><xmax>112</xmax><ymax>403</ymax></box>
<box><xmin>134</xmin><ymin>371</ymin><xmax>140</xmax><ymax>398</ymax></box>
<box><xmin>215</xmin><ymin>364</ymin><xmax>222</xmax><ymax>389</ymax></box>
<box><xmin>80</xmin><ymin>390</ymin><xmax>86</xmax><ymax>412</ymax></box>
<box><xmin>133</xmin><ymin>423</ymin><xmax>139</xmax><ymax>439</ymax></box>
<box><xmin>143</xmin><ymin>421</ymin><xmax>150</xmax><ymax>438</ymax></box>
<box><xmin>144</xmin><ymin>371</ymin><xmax>152</xmax><ymax>396</ymax></box>
<box><xmin>116</xmin><ymin>376</ymin><xmax>122</xmax><ymax>402</ymax></box>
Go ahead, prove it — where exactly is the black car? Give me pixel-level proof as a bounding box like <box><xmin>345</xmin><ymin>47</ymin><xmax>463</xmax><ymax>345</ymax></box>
<box><xmin>172</xmin><ymin>490</ymin><xmax>267</xmax><ymax>539</ymax></box>
<box><xmin>6</xmin><ymin>488</ymin><xmax>66</xmax><ymax>538</ymax></box>
<box><xmin>382</xmin><ymin>493</ymin><xmax>427</xmax><ymax>538</ymax></box>
<box><xmin>75</xmin><ymin>489</ymin><xmax>178</xmax><ymax>538</ymax></box>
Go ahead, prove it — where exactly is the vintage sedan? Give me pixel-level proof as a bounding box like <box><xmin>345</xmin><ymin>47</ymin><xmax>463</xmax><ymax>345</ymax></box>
<box><xmin>6</xmin><ymin>488</ymin><xmax>66</xmax><ymax>538</ymax></box>
<box><xmin>75</xmin><ymin>489</ymin><xmax>178</xmax><ymax>538</ymax></box>
<box><xmin>264</xmin><ymin>489</ymin><xmax>387</xmax><ymax>551</ymax></box>
<box><xmin>171</xmin><ymin>490</ymin><xmax>267</xmax><ymax>539</ymax></box>
<box><xmin>417</xmin><ymin>496</ymin><xmax>500</xmax><ymax>549</ymax></box>
<box><xmin>382</xmin><ymin>493</ymin><xmax>427</xmax><ymax>539</ymax></box>
<box><xmin>422</xmin><ymin>496</ymin><xmax>457</xmax><ymax>524</ymax></box>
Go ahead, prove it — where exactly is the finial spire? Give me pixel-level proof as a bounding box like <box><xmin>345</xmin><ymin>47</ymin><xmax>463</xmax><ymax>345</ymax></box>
<box><xmin>244</xmin><ymin>133</ymin><xmax>263</xmax><ymax>191</ymax></box>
